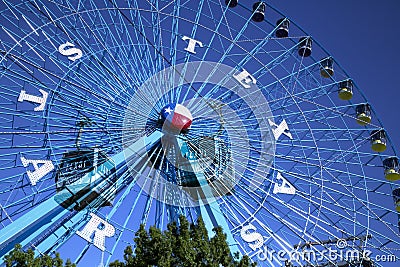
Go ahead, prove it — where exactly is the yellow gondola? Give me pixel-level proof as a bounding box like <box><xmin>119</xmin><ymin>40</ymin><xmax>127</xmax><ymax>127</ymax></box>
<box><xmin>370</xmin><ymin>129</ymin><xmax>387</xmax><ymax>152</ymax></box>
<box><xmin>320</xmin><ymin>57</ymin><xmax>334</xmax><ymax>78</ymax></box>
<box><xmin>338</xmin><ymin>79</ymin><xmax>353</xmax><ymax>100</ymax></box>
<box><xmin>383</xmin><ymin>157</ymin><xmax>400</xmax><ymax>181</ymax></box>
<box><xmin>393</xmin><ymin>188</ymin><xmax>400</xmax><ymax>212</ymax></box>
<box><xmin>356</xmin><ymin>103</ymin><xmax>372</xmax><ymax>125</ymax></box>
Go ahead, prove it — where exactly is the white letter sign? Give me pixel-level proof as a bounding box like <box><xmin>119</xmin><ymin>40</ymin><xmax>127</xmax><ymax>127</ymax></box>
<box><xmin>233</xmin><ymin>69</ymin><xmax>256</xmax><ymax>89</ymax></box>
<box><xmin>76</xmin><ymin>213</ymin><xmax>115</xmax><ymax>251</ymax></box>
<box><xmin>182</xmin><ymin>36</ymin><xmax>203</xmax><ymax>54</ymax></box>
<box><xmin>20</xmin><ymin>156</ymin><xmax>54</xmax><ymax>186</ymax></box>
<box><xmin>58</xmin><ymin>41</ymin><xmax>83</xmax><ymax>61</ymax></box>
<box><xmin>240</xmin><ymin>223</ymin><xmax>264</xmax><ymax>251</ymax></box>
<box><xmin>18</xmin><ymin>89</ymin><xmax>48</xmax><ymax>111</ymax></box>
<box><xmin>273</xmin><ymin>172</ymin><xmax>296</xmax><ymax>195</ymax></box>
<box><xmin>268</xmin><ymin>119</ymin><xmax>293</xmax><ymax>140</ymax></box>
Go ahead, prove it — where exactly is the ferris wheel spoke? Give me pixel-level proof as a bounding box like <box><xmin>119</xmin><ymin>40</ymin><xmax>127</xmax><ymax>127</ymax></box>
<box><xmin>182</xmin><ymin>5</ymin><xmax>257</xmax><ymax>105</ymax></box>
<box><xmin>170</xmin><ymin>0</ymin><xmax>200</xmax><ymax>101</ymax></box>
<box><xmin>64</xmin><ymin>11</ymin><xmax>139</xmax><ymax>86</ymax></box>
<box><xmin>140</xmin><ymin>171</ymin><xmax>167</xmax><ymax>225</ymax></box>
<box><xmin>0</xmin><ymin>130</ymin><xmax>162</xmax><ymax>259</ymax></box>
<box><xmin>37</xmin><ymin>2</ymin><xmax>161</xmax><ymax>108</ymax></box>
<box><xmin>0</xmin><ymin>2</ymin><xmax>399</xmax><ymax>266</ymax></box>
<box><xmin>263</xmin><ymin>196</ymin><xmax>356</xmax><ymax>247</ymax></box>
<box><xmin>128</xmin><ymin>0</ymin><xmax>160</xmax><ymax>74</ymax></box>
<box><xmin>254</xmin><ymin>209</ymin><xmax>350</xmax><ymax>266</ymax></box>
<box><xmin>318</xmin><ymin>169</ymin><xmax>399</xmax><ymax>238</ymax></box>
<box><xmin>225</xmin><ymin>153</ymin><xmax>394</xmax><ymax>260</ymax></box>
<box><xmin>103</xmin><ymin>167</ymin><xmax>159</xmax><ymax>265</ymax></box>
<box><xmin>168</xmin><ymin>0</ymin><xmax>180</xmax><ymax>68</ymax></box>
<box><xmin>152</xmin><ymin>0</ymin><xmax>169</xmax><ymax>73</ymax></box>
<box><xmin>273</xmin><ymin>154</ymin><xmax>382</xmax><ymax>196</ymax></box>
<box><xmin>100</xmin><ymin>13</ymin><xmax>150</xmax><ymax>86</ymax></box>
<box><xmin>1</xmin><ymin>50</ymin><xmax>129</xmax><ymax>117</ymax></box>
<box><xmin>268</xmin><ymin>185</ymin><xmax>360</xmax><ymax>232</ymax></box>
<box><xmin>217</xmin><ymin>181</ymin><xmax>306</xmax><ymax>257</ymax></box>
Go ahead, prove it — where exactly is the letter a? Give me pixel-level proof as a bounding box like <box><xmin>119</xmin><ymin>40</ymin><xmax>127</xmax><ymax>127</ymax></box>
<box><xmin>273</xmin><ymin>172</ymin><xmax>296</xmax><ymax>195</ymax></box>
<box><xmin>20</xmin><ymin>156</ymin><xmax>54</xmax><ymax>186</ymax></box>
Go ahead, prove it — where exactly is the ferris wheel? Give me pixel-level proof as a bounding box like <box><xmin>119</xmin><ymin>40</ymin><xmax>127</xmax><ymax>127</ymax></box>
<box><xmin>0</xmin><ymin>1</ymin><xmax>399</xmax><ymax>266</ymax></box>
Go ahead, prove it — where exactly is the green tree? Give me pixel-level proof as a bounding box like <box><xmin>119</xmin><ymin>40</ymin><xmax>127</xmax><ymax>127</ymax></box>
<box><xmin>110</xmin><ymin>215</ymin><xmax>257</xmax><ymax>267</ymax></box>
<box><xmin>4</xmin><ymin>216</ymin><xmax>256</xmax><ymax>267</ymax></box>
<box><xmin>4</xmin><ymin>244</ymin><xmax>76</xmax><ymax>267</ymax></box>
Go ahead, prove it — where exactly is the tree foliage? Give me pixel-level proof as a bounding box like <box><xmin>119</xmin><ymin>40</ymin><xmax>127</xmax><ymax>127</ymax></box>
<box><xmin>110</xmin><ymin>215</ymin><xmax>257</xmax><ymax>267</ymax></box>
<box><xmin>4</xmin><ymin>216</ymin><xmax>256</xmax><ymax>267</ymax></box>
<box><xmin>4</xmin><ymin>244</ymin><xmax>76</xmax><ymax>267</ymax></box>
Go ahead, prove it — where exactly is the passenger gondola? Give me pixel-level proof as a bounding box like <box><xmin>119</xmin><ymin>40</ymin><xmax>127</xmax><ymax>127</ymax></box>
<box><xmin>55</xmin><ymin>148</ymin><xmax>116</xmax><ymax>211</ymax></box>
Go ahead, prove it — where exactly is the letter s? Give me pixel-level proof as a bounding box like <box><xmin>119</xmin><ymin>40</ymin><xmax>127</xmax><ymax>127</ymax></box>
<box><xmin>240</xmin><ymin>223</ymin><xmax>264</xmax><ymax>251</ymax></box>
<box><xmin>58</xmin><ymin>41</ymin><xmax>83</xmax><ymax>61</ymax></box>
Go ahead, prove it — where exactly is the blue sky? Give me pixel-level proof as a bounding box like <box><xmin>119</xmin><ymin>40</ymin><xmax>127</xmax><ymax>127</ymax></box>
<box><xmin>267</xmin><ymin>2</ymin><xmax>400</xmax><ymax>265</ymax></box>
<box><xmin>270</xmin><ymin>0</ymin><xmax>400</xmax><ymax>153</ymax></box>
<box><xmin>0</xmin><ymin>1</ymin><xmax>398</xmax><ymax>266</ymax></box>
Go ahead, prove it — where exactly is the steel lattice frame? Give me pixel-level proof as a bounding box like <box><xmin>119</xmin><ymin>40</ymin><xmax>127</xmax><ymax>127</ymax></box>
<box><xmin>0</xmin><ymin>1</ymin><xmax>398</xmax><ymax>266</ymax></box>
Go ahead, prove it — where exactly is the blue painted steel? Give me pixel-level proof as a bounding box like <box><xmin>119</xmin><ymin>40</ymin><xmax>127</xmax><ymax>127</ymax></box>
<box><xmin>0</xmin><ymin>131</ymin><xmax>163</xmax><ymax>263</ymax></box>
<box><xmin>0</xmin><ymin>1</ymin><xmax>398</xmax><ymax>266</ymax></box>
<box><xmin>177</xmin><ymin>138</ymin><xmax>241</xmax><ymax>256</ymax></box>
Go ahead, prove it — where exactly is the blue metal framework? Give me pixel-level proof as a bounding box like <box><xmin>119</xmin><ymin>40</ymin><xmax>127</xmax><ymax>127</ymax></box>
<box><xmin>0</xmin><ymin>1</ymin><xmax>399</xmax><ymax>266</ymax></box>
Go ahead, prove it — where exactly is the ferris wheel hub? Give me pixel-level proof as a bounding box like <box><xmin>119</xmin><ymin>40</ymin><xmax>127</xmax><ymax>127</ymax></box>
<box><xmin>160</xmin><ymin>103</ymin><xmax>193</xmax><ymax>132</ymax></box>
